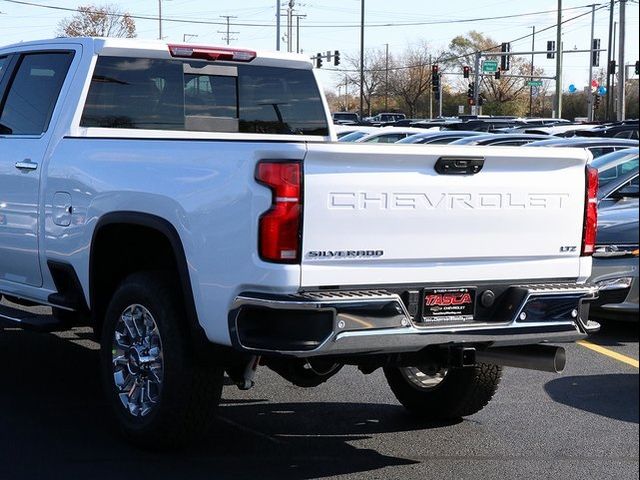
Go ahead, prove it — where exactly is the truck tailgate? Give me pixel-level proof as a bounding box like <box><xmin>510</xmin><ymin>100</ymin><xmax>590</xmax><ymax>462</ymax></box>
<box><xmin>301</xmin><ymin>143</ymin><xmax>590</xmax><ymax>287</ymax></box>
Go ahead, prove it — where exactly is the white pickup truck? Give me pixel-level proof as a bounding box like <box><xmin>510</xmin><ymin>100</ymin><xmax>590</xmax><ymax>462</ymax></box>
<box><xmin>0</xmin><ymin>37</ymin><xmax>600</xmax><ymax>448</ymax></box>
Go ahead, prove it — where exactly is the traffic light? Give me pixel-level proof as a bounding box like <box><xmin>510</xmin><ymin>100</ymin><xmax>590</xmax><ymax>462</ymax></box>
<box><xmin>500</xmin><ymin>42</ymin><xmax>510</xmax><ymax>71</ymax></box>
<box><xmin>478</xmin><ymin>94</ymin><xmax>485</xmax><ymax>107</ymax></box>
<box><xmin>635</xmin><ymin>61</ymin><xmax>639</xmax><ymax>75</ymax></box>
<box><xmin>467</xmin><ymin>83</ymin><xmax>475</xmax><ymax>99</ymax></box>
<box><xmin>315</xmin><ymin>53</ymin><xmax>323</xmax><ymax>69</ymax></box>
<box><xmin>547</xmin><ymin>41</ymin><xmax>556</xmax><ymax>59</ymax></box>
<box><xmin>494</xmin><ymin>68</ymin><xmax>501</xmax><ymax>80</ymax></box>
<box><xmin>463</xmin><ymin>66</ymin><xmax>470</xmax><ymax>79</ymax></box>
<box><xmin>608</xmin><ymin>60</ymin><xmax>616</xmax><ymax>75</ymax></box>
<box><xmin>431</xmin><ymin>65</ymin><xmax>440</xmax><ymax>93</ymax></box>
<box><xmin>334</xmin><ymin>50</ymin><xmax>340</xmax><ymax>66</ymax></box>
<box><xmin>594</xmin><ymin>94</ymin><xmax>600</xmax><ymax>109</ymax></box>
<box><xmin>591</xmin><ymin>39</ymin><xmax>600</xmax><ymax>67</ymax></box>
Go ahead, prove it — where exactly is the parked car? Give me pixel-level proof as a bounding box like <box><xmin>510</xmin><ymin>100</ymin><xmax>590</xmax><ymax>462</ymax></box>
<box><xmin>446</xmin><ymin>119</ymin><xmax>525</xmax><ymax>132</ymax></box>
<box><xmin>449</xmin><ymin>133</ymin><xmax>550</xmax><ymax>146</ymax></box>
<box><xmin>396</xmin><ymin>131</ymin><xmax>486</xmax><ymax>144</ymax></box>
<box><xmin>332</xmin><ymin>112</ymin><xmax>360</xmax><ymax>125</ymax></box>
<box><xmin>355</xmin><ymin>127</ymin><xmax>427</xmax><ymax>143</ymax></box>
<box><xmin>593</xmin><ymin>148</ymin><xmax>639</xmax><ymax>207</ymax></box>
<box><xmin>368</xmin><ymin>112</ymin><xmax>406</xmax><ymax>126</ymax></box>
<box><xmin>587</xmin><ymin>149</ymin><xmax>638</xmax><ymax>321</ymax></box>
<box><xmin>589</xmin><ymin>202</ymin><xmax>639</xmax><ymax>321</ymax></box>
<box><xmin>525</xmin><ymin>137</ymin><xmax>639</xmax><ymax>158</ymax></box>
<box><xmin>337</xmin><ymin>126</ymin><xmax>380</xmax><ymax>142</ymax></box>
<box><xmin>573</xmin><ymin>121</ymin><xmax>639</xmax><ymax>140</ymax></box>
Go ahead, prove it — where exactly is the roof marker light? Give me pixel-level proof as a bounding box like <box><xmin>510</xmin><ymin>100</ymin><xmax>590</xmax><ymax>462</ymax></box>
<box><xmin>168</xmin><ymin>44</ymin><xmax>256</xmax><ymax>62</ymax></box>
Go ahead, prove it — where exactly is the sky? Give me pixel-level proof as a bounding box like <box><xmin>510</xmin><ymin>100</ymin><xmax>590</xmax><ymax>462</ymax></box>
<box><xmin>0</xmin><ymin>0</ymin><xmax>638</xmax><ymax>93</ymax></box>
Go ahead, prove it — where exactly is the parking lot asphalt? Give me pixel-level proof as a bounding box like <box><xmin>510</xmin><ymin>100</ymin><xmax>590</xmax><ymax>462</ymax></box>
<box><xmin>0</xmin><ymin>320</ymin><xmax>637</xmax><ymax>480</ymax></box>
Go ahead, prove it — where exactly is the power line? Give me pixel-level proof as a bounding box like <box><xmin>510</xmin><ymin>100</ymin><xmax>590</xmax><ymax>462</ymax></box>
<box><xmin>327</xmin><ymin>4</ymin><xmax>610</xmax><ymax>73</ymax></box>
<box><xmin>0</xmin><ymin>0</ymin><xmax>604</xmax><ymax>29</ymax></box>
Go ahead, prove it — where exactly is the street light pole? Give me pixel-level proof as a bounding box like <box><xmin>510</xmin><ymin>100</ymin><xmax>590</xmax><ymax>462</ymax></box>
<box><xmin>359</xmin><ymin>0</ymin><xmax>365</xmax><ymax>119</ymax></box>
<box><xmin>158</xmin><ymin>0</ymin><xmax>162</xmax><ymax>40</ymax></box>
<box><xmin>529</xmin><ymin>26</ymin><xmax>535</xmax><ymax>117</ymax></box>
<box><xmin>617</xmin><ymin>0</ymin><xmax>626</xmax><ymax>120</ymax></box>
<box><xmin>384</xmin><ymin>43</ymin><xmax>389</xmax><ymax>111</ymax></box>
<box><xmin>554</xmin><ymin>0</ymin><xmax>563</xmax><ymax>118</ymax></box>
<box><xmin>605</xmin><ymin>0</ymin><xmax>614</xmax><ymax>120</ymax></box>
<box><xmin>276</xmin><ymin>0</ymin><xmax>281</xmax><ymax>51</ymax></box>
<box><xmin>587</xmin><ymin>4</ymin><xmax>596</xmax><ymax>122</ymax></box>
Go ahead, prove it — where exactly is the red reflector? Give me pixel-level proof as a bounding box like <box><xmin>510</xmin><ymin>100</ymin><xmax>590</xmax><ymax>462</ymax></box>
<box><xmin>256</xmin><ymin>162</ymin><xmax>302</xmax><ymax>263</ymax></box>
<box><xmin>168</xmin><ymin>44</ymin><xmax>256</xmax><ymax>62</ymax></box>
<box><xmin>582</xmin><ymin>166</ymin><xmax>598</xmax><ymax>256</ymax></box>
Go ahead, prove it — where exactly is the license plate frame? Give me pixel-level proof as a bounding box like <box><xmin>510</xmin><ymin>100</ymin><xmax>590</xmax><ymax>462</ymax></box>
<box><xmin>421</xmin><ymin>287</ymin><xmax>476</xmax><ymax>324</ymax></box>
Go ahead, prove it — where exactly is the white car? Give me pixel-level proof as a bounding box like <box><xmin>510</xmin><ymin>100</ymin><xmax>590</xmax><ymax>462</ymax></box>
<box><xmin>355</xmin><ymin>127</ymin><xmax>433</xmax><ymax>143</ymax></box>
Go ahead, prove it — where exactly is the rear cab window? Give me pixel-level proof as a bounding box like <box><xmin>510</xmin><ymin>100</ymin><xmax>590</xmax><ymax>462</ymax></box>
<box><xmin>81</xmin><ymin>56</ymin><xmax>329</xmax><ymax>136</ymax></box>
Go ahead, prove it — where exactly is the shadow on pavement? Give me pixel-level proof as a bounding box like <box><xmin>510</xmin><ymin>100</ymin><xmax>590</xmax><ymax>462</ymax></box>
<box><xmin>544</xmin><ymin>374</ymin><xmax>639</xmax><ymax>424</ymax></box>
<box><xmin>0</xmin><ymin>328</ymin><xmax>458</xmax><ymax>480</ymax></box>
<box><xmin>589</xmin><ymin>319</ymin><xmax>639</xmax><ymax>346</ymax></box>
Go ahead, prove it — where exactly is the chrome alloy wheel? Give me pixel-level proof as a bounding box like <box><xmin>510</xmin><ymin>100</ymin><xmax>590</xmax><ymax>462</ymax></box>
<box><xmin>112</xmin><ymin>304</ymin><xmax>164</xmax><ymax>417</ymax></box>
<box><xmin>400</xmin><ymin>366</ymin><xmax>449</xmax><ymax>391</ymax></box>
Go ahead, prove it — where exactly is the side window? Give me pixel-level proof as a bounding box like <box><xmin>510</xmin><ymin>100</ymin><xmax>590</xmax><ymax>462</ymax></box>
<box><xmin>0</xmin><ymin>52</ymin><xmax>73</xmax><ymax>135</ymax></box>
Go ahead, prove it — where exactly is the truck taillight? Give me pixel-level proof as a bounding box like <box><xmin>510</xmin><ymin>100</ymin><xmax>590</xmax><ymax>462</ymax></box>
<box><xmin>582</xmin><ymin>166</ymin><xmax>598</xmax><ymax>256</ymax></box>
<box><xmin>256</xmin><ymin>161</ymin><xmax>302</xmax><ymax>263</ymax></box>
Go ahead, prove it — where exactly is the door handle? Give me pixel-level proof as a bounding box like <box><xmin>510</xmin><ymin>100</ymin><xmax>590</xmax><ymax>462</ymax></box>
<box><xmin>15</xmin><ymin>160</ymin><xmax>38</xmax><ymax>171</ymax></box>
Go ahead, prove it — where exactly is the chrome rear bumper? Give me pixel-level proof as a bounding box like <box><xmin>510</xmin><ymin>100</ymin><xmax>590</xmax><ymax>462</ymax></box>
<box><xmin>228</xmin><ymin>283</ymin><xmax>599</xmax><ymax>357</ymax></box>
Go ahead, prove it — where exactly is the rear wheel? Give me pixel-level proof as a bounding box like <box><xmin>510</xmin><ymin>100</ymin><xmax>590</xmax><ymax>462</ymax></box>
<box><xmin>384</xmin><ymin>363</ymin><xmax>502</xmax><ymax>420</ymax></box>
<box><xmin>100</xmin><ymin>272</ymin><xmax>223</xmax><ymax>449</ymax></box>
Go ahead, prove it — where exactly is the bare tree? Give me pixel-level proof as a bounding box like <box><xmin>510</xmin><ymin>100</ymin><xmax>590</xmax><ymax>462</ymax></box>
<box><xmin>388</xmin><ymin>42</ymin><xmax>442</xmax><ymax>117</ymax></box>
<box><xmin>339</xmin><ymin>49</ymin><xmax>386</xmax><ymax>116</ymax></box>
<box><xmin>58</xmin><ymin>4</ymin><xmax>136</xmax><ymax>38</ymax></box>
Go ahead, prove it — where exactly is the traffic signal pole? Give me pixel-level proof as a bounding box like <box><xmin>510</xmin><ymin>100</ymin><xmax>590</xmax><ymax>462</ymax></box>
<box><xmin>587</xmin><ymin>4</ymin><xmax>595</xmax><ymax>121</ymax></box>
<box><xmin>473</xmin><ymin>52</ymin><xmax>481</xmax><ymax>112</ymax></box>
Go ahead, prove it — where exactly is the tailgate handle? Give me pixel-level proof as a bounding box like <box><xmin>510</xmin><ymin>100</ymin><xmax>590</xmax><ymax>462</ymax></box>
<box><xmin>435</xmin><ymin>157</ymin><xmax>484</xmax><ymax>175</ymax></box>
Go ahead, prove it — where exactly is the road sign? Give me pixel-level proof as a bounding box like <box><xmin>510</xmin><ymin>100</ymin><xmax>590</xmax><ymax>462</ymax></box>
<box><xmin>531</xmin><ymin>86</ymin><xmax>540</xmax><ymax>97</ymax></box>
<box><xmin>527</xmin><ymin>80</ymin><xmax>543</xmax><ymax>87</ymax></box>
<box><xmin>458</xmin><ymin>105</ymin><xmax>465</xmax><ymax>114</ymax></box>
<box><xmin>482</xmin><ymin>60</ymin><xmax>498</xmax><ymax>73</ymax></box>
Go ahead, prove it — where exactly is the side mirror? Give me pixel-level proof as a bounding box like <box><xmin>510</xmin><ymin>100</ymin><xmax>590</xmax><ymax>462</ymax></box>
<box><xmin>611</xmin><ymin>184</ymin><xmax>640</xmax><ymax>199</ymax></box>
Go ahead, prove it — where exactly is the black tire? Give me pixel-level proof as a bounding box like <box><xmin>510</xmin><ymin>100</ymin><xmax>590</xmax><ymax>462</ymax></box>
<box><xmin>384</xmin><ymin>363</ymin><xmax>502</xmax><ymax>420</ymax></box>
<box><xmin>100</xmin><ymin>271</ymin><xmax>223</xmax><ymax>449</ymax></box>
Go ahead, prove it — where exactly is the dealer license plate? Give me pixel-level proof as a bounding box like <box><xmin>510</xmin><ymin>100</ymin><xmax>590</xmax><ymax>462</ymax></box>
<box><xmin>422</xmin><ymin>287</ymin><xmax>476</xmax><ymax>323</ymax></box>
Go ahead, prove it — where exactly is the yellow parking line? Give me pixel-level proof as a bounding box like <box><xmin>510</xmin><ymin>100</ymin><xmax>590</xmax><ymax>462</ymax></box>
<box><xmin>577</xmin><ymin>340</ymin><xmax>639</xmax><ymax>369</ymax></box>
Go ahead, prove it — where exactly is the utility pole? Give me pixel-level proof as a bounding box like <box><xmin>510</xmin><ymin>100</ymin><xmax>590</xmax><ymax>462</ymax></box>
<box><xmin>429</xmin><ymin>55</ymin><xmax>433</xmax><ymax>119</ymax></box>
<box><xmin>344</xmin><ymin>77</ymin><xmax>349</xmax><ymax>111</ymax></box>
<box><xmin>158</xmin><ymin>0</ymin><xmax>163</xmax><ymax>40</ymax></box>
<box><xmin>554</xmin><ymin>0</ymin><xmax>563</xmax><ymax>118</ymax></box>
<box><xmin>218</xmin><ymin>16</ymin><xmax>238</xmax><ymax>45</ymax></box>
<box><xmin>286</xmin><ymin>0</ymin><xmax>295</xmax><ymax>53</ymax></box>
<box><xmin>359</xmin><ymin>0</ymin><xmax>365</xmax><ymax>119</ymax></box>
<box><xmin>293</xmin><ymin>14</ymin><xmax>306</xmax><ymax>53</ymax></box>
<box><xmin>587</xmin><ymin>4</ymin><xmax>596</xmax><ymax>121</ymax></box>
<box><xmin>605</xmin><ymin>0</ymin><xmax>615</xmax><ymax>121</ymax></box>
<box><xmin>384</xmin><ymin>43</ymin><xmax>389</xmax><ymax>111</ymax></box>
<box><xmin>529</xmin><ymin>26</ymin><xmax>535</xmax><ymax>116</ymax></box>
<box><xmin>473</xmin><ymin>51</ymin><xmax>481</xmax><ymax>111</ymax></box>
<box><xmin>617</xmin><ymin>0</ymin><xmax>626</xmax><ymax>120</ymax></box>
<box><xmin>276</xmin><ymin>0</ymin><xmax>281</xmax><ymax>51</ymax></box>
